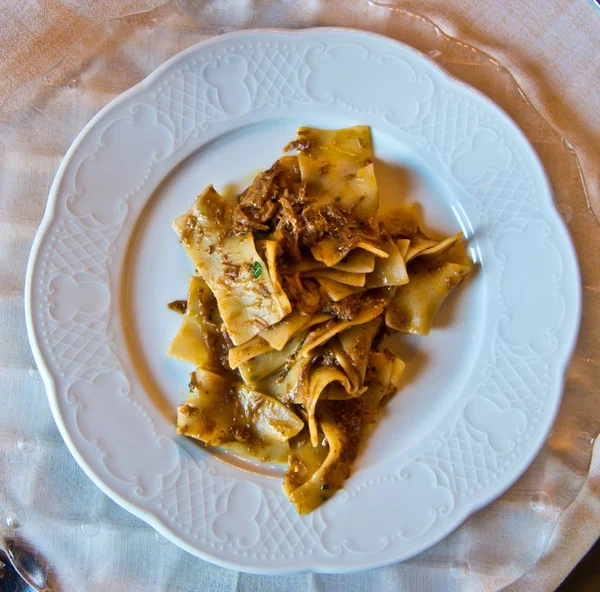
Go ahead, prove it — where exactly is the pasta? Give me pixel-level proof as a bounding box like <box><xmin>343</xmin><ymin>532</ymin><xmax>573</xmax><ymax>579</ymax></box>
<box><xmin>173</xmin><ymin>186</ymin><xmax>291</xmax><ymax>345</ymax></box>
<box><xmin>168</xmin><ymin>126</ymin><xmax>471</xmax><ymax>514</ymax></box>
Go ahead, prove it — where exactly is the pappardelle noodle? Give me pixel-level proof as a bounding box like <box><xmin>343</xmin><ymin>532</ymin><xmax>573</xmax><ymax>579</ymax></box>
<box><xmin>168</xmin><ymin>126</ymin><xmax>470</xmax><ymax>514</ymax></box>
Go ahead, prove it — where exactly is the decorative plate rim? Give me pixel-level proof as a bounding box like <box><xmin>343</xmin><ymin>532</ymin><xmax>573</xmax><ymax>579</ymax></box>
<box><xmin>24</xmin><ymin>27</ymin><xmax>581</xmax><ymax>573</ymax></box>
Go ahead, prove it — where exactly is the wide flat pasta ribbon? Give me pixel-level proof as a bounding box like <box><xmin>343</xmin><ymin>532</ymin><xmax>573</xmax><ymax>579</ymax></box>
<box><xmin>300</xmin><ymin>365</ymin><xmax>354</xmax><ymax>447</ymax></box>
<box><xmin>386</xmin><ymin>261</ymin><xmax>470</xmax><ymax>334</ymax></box>
<box><xmin>289</xmin><ymin>126</ymin><xmax>387</xmax><ymax>266</ymax></box>
<box><xmin>174</xmin><ymin>186</ymin><xmax>291</xmax><ymax>345</ymax></box>
<box><xmin>284</xmin><ymin>399</ymin><xmax>364</xmax><ymax>515</ymax></box>
<box><xmin>177</xmin><ymin>369</ymin><xmax>304</xmax><ymax>457</ymax></box>
<box><xmin>301</xmin><ymin>289</ymin><xmax>392</xmax><ymax>358</ymax></box>
<box><xmin>167</xmin><ymin>276</ymin><xmax>226</xmax><ymax>371</ymax></box>
<box><xmin>239</xmin><ymin>330</ymin><xmax>308</xmax><ymax>385</ymax></box>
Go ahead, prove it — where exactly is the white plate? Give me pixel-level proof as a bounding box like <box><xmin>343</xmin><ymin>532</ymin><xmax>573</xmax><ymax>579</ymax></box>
<box><xmin>25</xmin><ymin>28</ymin><xmax>580</xmax><ymax>573</ymax></box>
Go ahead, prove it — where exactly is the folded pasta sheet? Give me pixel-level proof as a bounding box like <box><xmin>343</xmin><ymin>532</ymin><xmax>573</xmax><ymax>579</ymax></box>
<box><xmin>333</xmin><ymin>249</ymin><xmax>376</xmax><ymax>273</ymax></box>
<box><xmin>284</xmin><ymin>399</ymin><xmax>364</xmax><ymax>515</ymax></box>
<box><xmin>174</xmin><ymin>186</ymin><xmax>291</xmax><ymax>346</ymax></box>
<box><xmin>301</xmin><ymin>289</ymin><xmax>392</xmax><ymax>357</ymax></box>
<box><xmin>259</xmin><ymin>312</ymin><xmax>330</xmax><ymax>351</ymax></box>
<box><xmin>239</xmin><ymin>330</ymin><xmax>308</xmax><ymax>385</ymax></box>
<box><xmin>317</xmin><ymin>277</ymin><xmax>363</xmax><ymax>302</ymax></box>
<box><xmin>292</xmin><ymin>126</ymin><xmax>377</xmax><ymax>216</ymax></box>
<box><xmin>381</xmin><ymin>204</ymin><xmax>465</xmax><ymax>264</ymax></box>
<box><xmin>365</xmin><ymin>235</ymin><xmax>409</xmax><ymax>288</ymax></box>
<box><xmin>167</xmin><ymin>276</ymin><xmax>225</xmax><ymax>371</ymax></box>
<box><xmin>339</xmin><ymin>317</ymin><xmax>383</xmax><ymax>388</ymax></box>
<box><xmin>386</xmin><ymin>261</ymin><xmax>470</xmax><ymax>335</ymax></box>
<box><xmin>362</xmin><ymin>350</ymin><xmax>406</xmax><ymax>409</ymax></box>
<box><xmin>288</xmin><ymin>126</ymin><xmax>387</xmax><ymax>266</ymax></box>
<box><xmin>168</xmin><ymin>125</ymin><xmax>471</xmax><ymax>514</ymax></box>
<box><xmin>177</xmin><ymin>368</ymin><xmax>303</xmax><ymax>462</ymax></box>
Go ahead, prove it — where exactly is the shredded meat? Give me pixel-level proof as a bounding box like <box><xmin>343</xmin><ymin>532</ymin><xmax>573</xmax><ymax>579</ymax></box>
<box><xmin>273</xmin><ymin>196</ymin><xmax>303</xmax><ymax>261</ymax></box>
<box><xmin>203</xmin><ymin>329</ymin><xmax>231</xmax><ymax>370</ymax></box>
<box><xmin>221</xmin><ymin>329</ymin><xmax>234</xmax><ymax>349</ymax></box>
<box><xmin>232</xmin><ymin>160</ymin><xmax>301</xmax><ymax>236</ymax></box>
<box><xmin>280</xmin><ymin>274</ymin><xmax>325</xmax><ymax>315</ymax></box>
<box><xmin>284</xmin><ymin>138</ymin><xmax>313</xmax><ymax>153</ymax></box>
<box><xmin>228</xmin><ymin>157</ymin><xmax>383</xmax><ymax>331</ymax></box>
<box><xmin>321</xmin><ymin>294</ymin><xmax>364</xmax><ymax>322</ymax></box>
<box><xmin>179</xmin><ymin>214</ymin><xmax>199</xmax><ymax>246</ymax></box>
<box><xmin>167</xmin><ymin>299</ymin><xmax>187</xmax><ymax>314</ymax></box>
<box><xmin>276</xmin><ymin>198</ymin><xmax>378</xmax><ymax>255</ymax></box>
<box><xmin>231</xmin><ymin>207</ymin><xmax>270</xmax><ymax>234</ymax></box>
<box><xmin>228</xmin><ymin>425</ymin><xmax>254</xmax><ymax>443</ymax></box>
<box><xmin>231</xmin><ymin>158</ymin><xmax>378</xmax><ymax>272</ymax></box>
<box><xmin>299</xmin><ymin>203</ymin><xmax>378</xmax><ymax>248</ymax></box>
<box><xmin>222</xmin><ymin>260</ymin><xmax>241</xmax><ymax>284</ymax></box>
<box><xmin>299</xmin><ymin>204</ymin><xmax>332</xmax><ymax>246</ymax></box>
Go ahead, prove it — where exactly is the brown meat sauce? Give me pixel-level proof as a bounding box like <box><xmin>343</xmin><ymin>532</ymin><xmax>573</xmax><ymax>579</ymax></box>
<box><xmin>232</xmin><ymin>157</ymin><xmax>377</xmax><ymax>263</ymax></box>
<box><xmin>279</xmin><ymin>274</ymin><xmax>325</xmax><ymax>316</ymax></box>
<box><xmin>318</xmin><ymin>399</ymin><xmax>364</xmax><ymax>490</ymax></box>
<box><xmin>323</xmin><ymin>399</ymin><xmax>363</xmax><ymax>456</ymax></box>
<box><xmin>232</xmin><ymin>160</ymin><xmax>302</xmax><ymax>237</ymax></box>
<box><xmin>179</xmin><ymin>214</ymin><xmax>199</xmax><ymax>246</ymax></box>
<box><xmin>180</xmin><ymin>152</ymin><xmax>388</xmax><ymax>454</ymax></box>
<box><xmin>171</xmin><ymin>127</ymin><xmax>472</xmax><ymax>514</ymax></box>
<box><xmin>167</xmin><ymin>299</ymin><xmax>187</xmax><ymax>314</ymax></box>
<box><xmin>230</xmin><ymin>161</ymin><xmax>385</xmax><ymax>321</ymax></box>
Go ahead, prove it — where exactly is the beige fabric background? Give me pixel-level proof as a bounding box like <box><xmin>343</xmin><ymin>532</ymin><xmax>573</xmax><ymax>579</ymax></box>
<box><xmin>1</xmin><ymin>0</ymin><xmax>598</xmax><ymax>208</ymax></box>
<box><xmin>1</xmin><ymin>1</ymin><xmax>598</xmax><ymax>590</ymax></box>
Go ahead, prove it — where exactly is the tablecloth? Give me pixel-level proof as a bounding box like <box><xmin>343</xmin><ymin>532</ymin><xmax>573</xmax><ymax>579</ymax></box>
<box><xmin>1</xmin><ymin>1</ymin><xmax>599</xmax><ymax>590</ymax></box>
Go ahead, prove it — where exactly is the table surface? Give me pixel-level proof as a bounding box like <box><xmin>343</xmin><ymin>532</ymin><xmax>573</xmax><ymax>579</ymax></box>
<box><xmin>0</xmin><ymin>1</ymin><xmax>599</xmax><ymax>591</ymax></box>
<box><xmin>557</xmin><ymin>539</ymin><xmax>600</xmax><ymax>592</ymax></box>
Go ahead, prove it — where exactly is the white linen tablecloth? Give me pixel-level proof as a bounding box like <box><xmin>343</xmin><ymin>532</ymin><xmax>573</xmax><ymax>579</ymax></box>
<box><xmin>1</xmin><ymin>1</ymin><xmax>599</xmax><ymax>590</ymax></box>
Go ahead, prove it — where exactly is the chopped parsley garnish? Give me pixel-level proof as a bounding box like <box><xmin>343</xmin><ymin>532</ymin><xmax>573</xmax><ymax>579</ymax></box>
<box><xmin>321</xmin><ymin>484</ymin><xmax>330</xmax><ymax>490</ymax></box>
<box><xmin>252</xmin><ymin>261</ymin><xmax>262</xmax><ymax>278</ymax></box>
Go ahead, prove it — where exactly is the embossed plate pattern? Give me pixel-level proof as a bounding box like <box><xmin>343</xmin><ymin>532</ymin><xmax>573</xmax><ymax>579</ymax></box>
<box><xmin>25</xmin><ymin>28</ymin><xmax>580</xmax><ymax>573</ymax></box>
